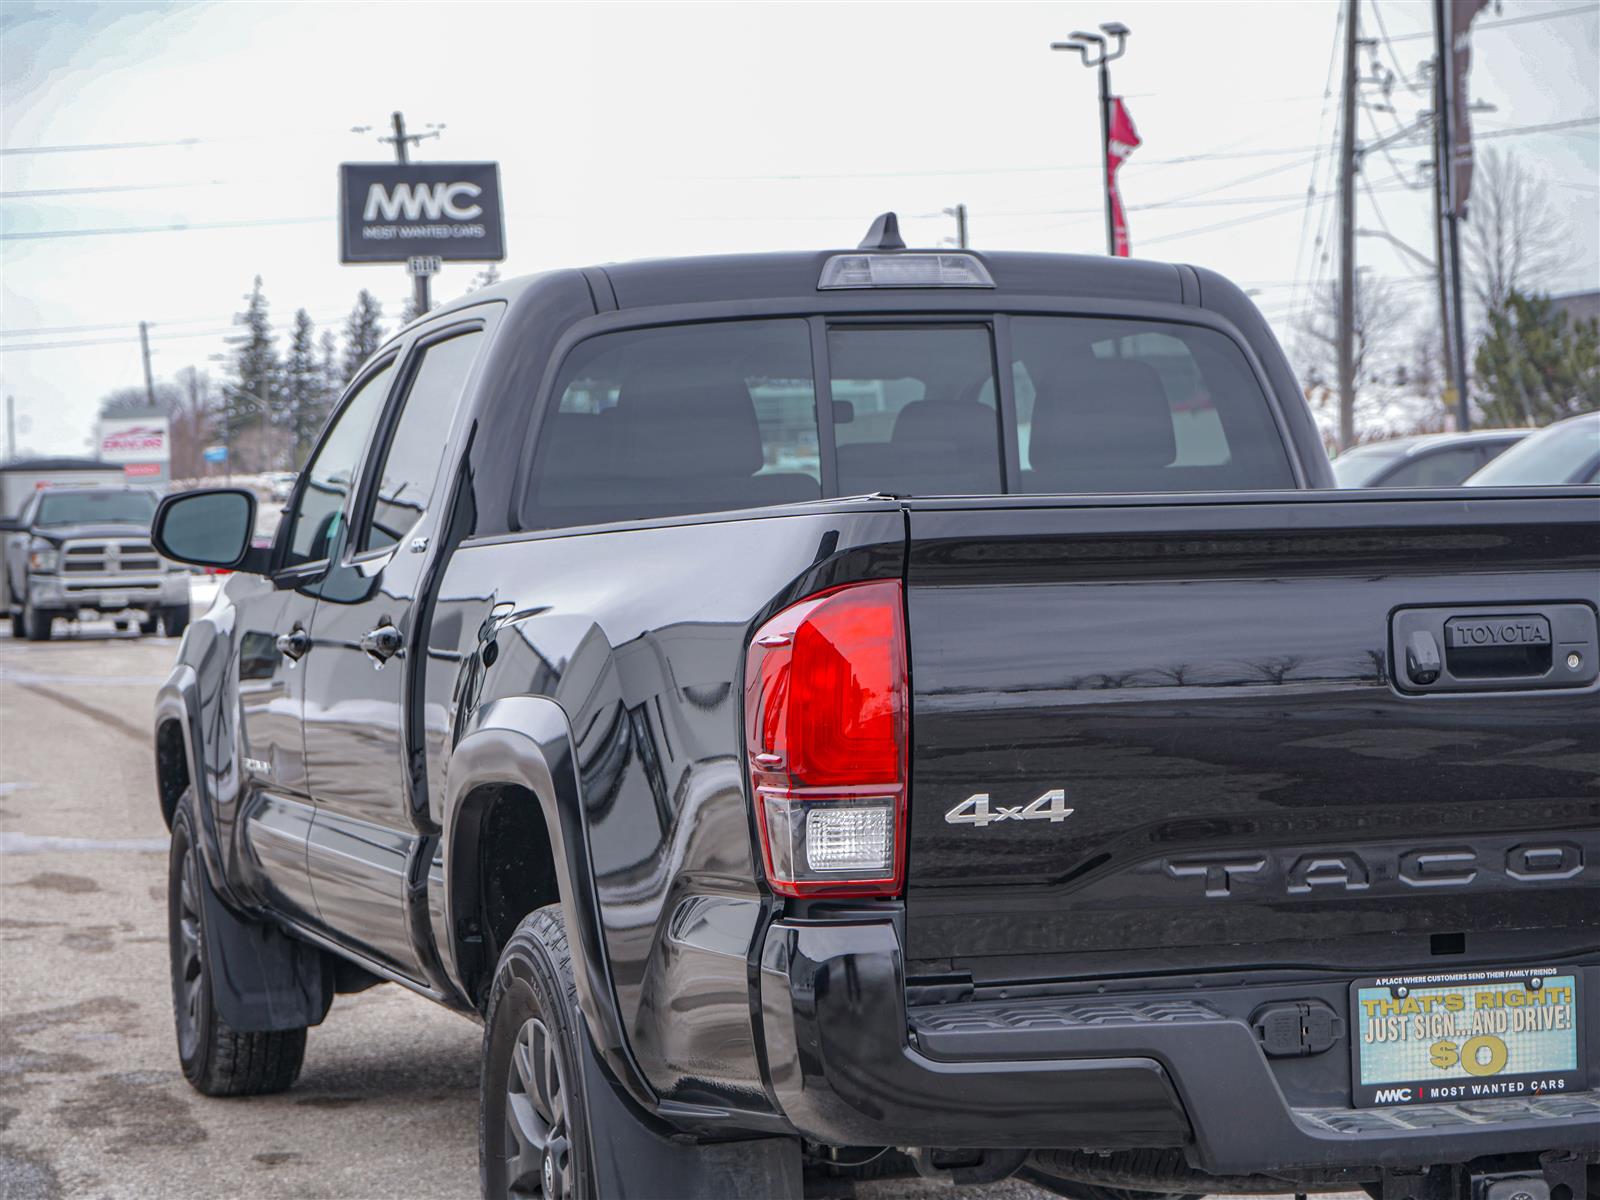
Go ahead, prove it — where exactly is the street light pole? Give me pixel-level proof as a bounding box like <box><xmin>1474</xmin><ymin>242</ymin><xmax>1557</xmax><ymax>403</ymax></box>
<box><xmin>1052</xmin><ymin>23</ymin><xmax>1130</xmax><ymax>257</ymax></box>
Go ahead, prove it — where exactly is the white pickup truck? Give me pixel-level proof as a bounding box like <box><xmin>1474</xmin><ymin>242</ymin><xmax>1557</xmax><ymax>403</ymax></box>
<box><xmin>1</xmin><ymin>485</ymin><xmax>190</xmax><ymax>640</ymax></box>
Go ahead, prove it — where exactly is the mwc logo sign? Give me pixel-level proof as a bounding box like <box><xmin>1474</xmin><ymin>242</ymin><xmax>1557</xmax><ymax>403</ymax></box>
<box><xmin>363</xmin><ymin>181</ymin><xmax>483</xmax><ymax>223</ymax></box>
<box><xmin>340</xmin><ymin>162</ymin><xmax>505</xmax><ymax>264</ymax></box>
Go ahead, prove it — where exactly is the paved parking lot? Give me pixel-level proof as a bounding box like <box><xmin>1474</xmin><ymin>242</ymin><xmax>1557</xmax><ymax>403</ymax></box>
<box><xmin>0</xmin><ymin>602</ymin><xmax>1355</xmax><ymax>1200</ymax></box>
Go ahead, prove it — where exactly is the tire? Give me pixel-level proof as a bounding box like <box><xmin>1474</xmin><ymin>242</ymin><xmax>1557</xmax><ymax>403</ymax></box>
<box><xmin>168</xmin><ymin>795</ymin><xmax>307</xmax><ymax>1096</ymax></box>
<box><xmin>481</xmin><ymin>906</ymin><xmax>593</xmax><ymax>1200</ymax></box>
<box><xmin>163</xmin><ymin>605</ymin><xmax>190</xmax><ymax>638</ymax></box>
<box><xmin>22</xmin><ymin>601</ymin><xmax>52</xmax><ymax>642</ymax></box>
<box><xmin>8</xmin><ymin>610</ymin><xmax>21</xmax><ymax>639</ymax></box>
<box><xmin>139</xmin><ymin>612</ymin><xmax>159</xmax><ymax>635</ymax></box>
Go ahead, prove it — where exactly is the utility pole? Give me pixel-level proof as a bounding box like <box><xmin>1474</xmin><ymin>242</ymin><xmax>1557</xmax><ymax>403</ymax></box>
<box><xmin>5</xmin><ymin>396</ymin><xmax>14</xmax><ymax>462</ymax></box>
<box><xmin>1052</xmin><ymin>23</ymin><xmax>1130</xmax><ymax>257</ymax></box>
<box><xmin>944</xmin><ymin>203</ymin><xmax>969</xmax><ymax>249</ymax></box>
<box><xmin>1427</xmin><ymin>64</ymin><xmax>1456</xmax><ymax>409</ymax></box>
<box><xmin>139</xmin><ymin>321</ymin><xmax>157</xmax><ymax>407</ymax></box>
<box><xmin>1434</xmin><ymin>0</ymin><xmax>1471</xmax><ymax>432</ymax></box>
<box><xmin>373</xmin><ymin>110</ymin><xmax>444</xmax><ymax>318</ymax></box>
<box><xmin>1337</xmin><ymin>0</ymin><xmax>1360</xmax><ymax>452</ymax></box>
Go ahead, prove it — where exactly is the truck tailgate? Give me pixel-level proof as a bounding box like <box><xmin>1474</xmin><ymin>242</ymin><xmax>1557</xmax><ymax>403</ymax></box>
<box><xmin>902</xmin><ymin>491</ymin><xmax>1600</xmax><ymax>978</ymax></box>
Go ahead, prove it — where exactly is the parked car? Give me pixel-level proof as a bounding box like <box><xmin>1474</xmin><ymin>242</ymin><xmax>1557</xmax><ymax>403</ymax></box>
<box><xmin>1464</xmin><ymin>411</ymin><xmax>1600</xmax><ymax>487</ymax></box>
<box><xmin>148</xmin><ymin>222</ymin><xmax>1598</xmax><ymax>1200</ymax></box>
<box><xmin>265</xmin><ymin>471</ymin><xmax>298</xmax><ymax>503</ymax></box>
<box><xmin>1331</xmin><ymin>429</ymin><xmax>1527</xmax><ymax>488</ymax></box>
<box><xmin>1</xmin><ymin>485</ymin><xmax>190</xmax><ymax>640</ymax></box>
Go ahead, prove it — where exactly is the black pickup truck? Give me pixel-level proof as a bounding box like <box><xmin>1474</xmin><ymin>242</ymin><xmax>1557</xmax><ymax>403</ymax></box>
<box><xmin>149</xmin><ymin>219</ymin><xmax>1599</xmax><ymax>1200</ymax></box>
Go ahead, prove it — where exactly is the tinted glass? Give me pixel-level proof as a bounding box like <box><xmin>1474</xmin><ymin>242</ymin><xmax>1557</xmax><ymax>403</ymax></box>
<box><xmin>829</xmin><ymin>326</ymin><xmax>1002</xmax><ymax>496</ymax></box>
<box><xmin>1377</xmin><ymin>446</ymin><xmax>1483</xmax><ymax>487</ymax></box>
<box><xmin>1010</xmin><ymin>317</ymin><xmax>1294</xmax><ymax>493</ymax></box>
<box><xmin>35</xmin><ymin>490</ymin><xmax>156</xmax><ymax>526</ymax></box>
<box><xmin>283</xmin><ymin>361</ymin><xmax>394</xmax><ymax>567</ymax></box>
<box><xmin>1466</xmin><ymin>416</ymin><xmax>1600</xmax><ymax>486</ymax></box>
<box><xmin>528</xmin><ymin>320</ymin><xmax>820</xmax><ymax>528</ymax></box>
<box><xmin>361</xmin><ymin>331</ymin><xmax>482</xmax><ymax>552</ymax></box>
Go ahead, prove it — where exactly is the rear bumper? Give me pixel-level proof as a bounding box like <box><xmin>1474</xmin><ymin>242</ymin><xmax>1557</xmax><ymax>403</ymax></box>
<box><xmin>757</xmin><ymin>920</ymin><xmax>1600</xmax><ymax>1174</ymax></box>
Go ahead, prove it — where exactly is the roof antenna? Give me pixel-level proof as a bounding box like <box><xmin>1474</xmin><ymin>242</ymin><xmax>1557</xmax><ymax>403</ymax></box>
<box><xmin>858</xmin><ymin>212</ymin><xmax>907</xmax><ymax>251</ymax></box>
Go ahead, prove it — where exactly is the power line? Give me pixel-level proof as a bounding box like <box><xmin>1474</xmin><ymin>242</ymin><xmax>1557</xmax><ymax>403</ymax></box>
<box><xmin>0</xmin><ymin>180</ymin><xmax>226</xmax><ymax>199</ymax></box>
<box><xmin>0</xmin><ymin>136</ymin><xmax>209</xmax><ymax>156</ymax></box>
<box><xmin>1139</xmin><ymin>199</ymin><xmax>1310</xmax><ymax>248</ymax></box>
<box><xmin>1381</xmin><ymin>4</ymin><xmax>1597</xmax><ymax>42</ymax></box>
<box><xmin>2</xmin><ymin>308</ymin><xmax>353</xmax><ymax>352</ymax></box>
<box><xmin>1367</xmin><ymin>0</ymin><xmax>1425</xmax><ymax>96</ymax></box>
<box><xmin>1</xmin><ymin>215</ymin><xmax>332</xmax><ymax>242</ymax></box>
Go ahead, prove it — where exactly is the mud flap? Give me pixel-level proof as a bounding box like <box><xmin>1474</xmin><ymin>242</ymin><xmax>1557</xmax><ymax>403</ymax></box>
<box><xmin>197</xmin><ymin>868</ymin><xmax>331</xmax><ymax>1033</ymax></box>
<box><xmin>575</xmin><ymin>1025</ymin><xmax>801</xmax><ymax>1199</ymax></box>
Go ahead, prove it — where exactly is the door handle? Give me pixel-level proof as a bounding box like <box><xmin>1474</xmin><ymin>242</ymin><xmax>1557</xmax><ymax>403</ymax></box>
<box><xmin>360</xmin><ymin>623</ymin><xmax>404</xmax><ymax>665</ymax></box>
<box><xmin>274</xmin><ymin>628</ymin><xmax>310</xmax><ymax>661</ymax></box>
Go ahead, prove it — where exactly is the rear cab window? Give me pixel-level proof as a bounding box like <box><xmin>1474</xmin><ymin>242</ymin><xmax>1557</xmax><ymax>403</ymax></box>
<box><xmin>523</xmin><ymin>312</ymin><xmax>1295</xmax><ymax>530</ymax></box>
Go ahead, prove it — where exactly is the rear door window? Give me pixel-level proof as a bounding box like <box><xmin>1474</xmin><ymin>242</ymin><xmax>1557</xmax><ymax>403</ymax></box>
<box><xmin>527</xmin><ymin>320</ymin><xmax>820</xmax><ymax>528</ymax></box>
<box><xmin>828</xmin><ymin>325</ymin><xmax>1002</xmax><ymax>496</ymax></box>
<box><xmin>1009</xmin><ymin>316</ymin><xmax>1294</xmax><ymax>493</ymax></box>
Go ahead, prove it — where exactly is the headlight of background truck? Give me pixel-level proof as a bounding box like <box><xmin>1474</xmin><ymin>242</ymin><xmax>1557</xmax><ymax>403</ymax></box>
<box><xmin>27</xmin><ymin>542</ymin><xmax>59</xmax><ymax>572</ymax></box>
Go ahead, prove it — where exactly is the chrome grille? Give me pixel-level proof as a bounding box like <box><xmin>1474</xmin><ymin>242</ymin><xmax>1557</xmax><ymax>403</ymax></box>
<box><xmin>59</xmin><ymin>538</ymin><xmax>162</xmax><ymax>574</ymax></box>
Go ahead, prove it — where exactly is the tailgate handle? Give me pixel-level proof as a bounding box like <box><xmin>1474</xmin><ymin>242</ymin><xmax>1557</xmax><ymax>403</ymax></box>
<box><xmin>1443</xmin><ymin>615</ymin><xmax>1551</xmax><ymax>679</ymax></box>
<box><xmin>1392</xmin><ymin>604</ymin><xmax>1597</xmax><ymax>694</ymax></box>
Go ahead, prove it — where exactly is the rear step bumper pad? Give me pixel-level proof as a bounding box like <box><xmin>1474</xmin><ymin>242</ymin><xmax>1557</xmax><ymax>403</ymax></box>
<box><xmin>757</xmin><ymin>920</ymin><xmax>1600</xmax><ymax>1171</ymax></box>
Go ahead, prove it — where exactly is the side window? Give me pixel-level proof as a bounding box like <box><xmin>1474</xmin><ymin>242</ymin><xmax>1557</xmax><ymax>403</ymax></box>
<box><xmin>1010</xmin><ymin>316</ymin><xmax>1294</xmax><ymax>493</ymax></box>
<box><xmin>527</xmin><ymin>319</ymin><xmax>820</xmax><ymax>529</ymax></box>
<box><xmin>281</xmin><ymin>361</ymin><xmax>395</xmax><ymax>569</ymax></box>
<box><xmin>1379</xmin><ymin>446</ymin><xmax>1481</xmax><ymax>487</ymax></box>
<box><xmin>829</xmin><ymin>325</ymin><xmax>1002</xmax><ymax>496</ymax></box>
<box><xmin>360</xmin><ymin>330</ymin><xmax>483</xmax><ymax>553</ymax></box>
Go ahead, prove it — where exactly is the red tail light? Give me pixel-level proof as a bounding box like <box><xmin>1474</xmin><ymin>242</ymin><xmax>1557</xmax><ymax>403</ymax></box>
<box><xmin>743</xmin><ymin>580</ymin><xmax>908</xmax><ymax>898</ymax></box>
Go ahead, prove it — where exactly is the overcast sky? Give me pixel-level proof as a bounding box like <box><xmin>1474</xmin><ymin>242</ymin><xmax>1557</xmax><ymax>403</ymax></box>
<box><xmin>3</xmin><ymin>0</ymin><xmax>1596</xmax><ymax>457</ymax></box>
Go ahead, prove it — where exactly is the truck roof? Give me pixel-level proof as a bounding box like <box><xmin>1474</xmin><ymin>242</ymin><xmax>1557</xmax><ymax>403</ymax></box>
<box><xmin>423</xmin><ymin>245</ymin><xmax>1227</xmax><ymax>325</ymax></box>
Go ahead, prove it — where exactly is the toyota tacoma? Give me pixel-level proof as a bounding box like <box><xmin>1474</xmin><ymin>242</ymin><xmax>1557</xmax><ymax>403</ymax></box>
<box><xmin>148</xmin><ymin>217</ymin><xmax>1598</xmax><ymax>1200</ymax></box>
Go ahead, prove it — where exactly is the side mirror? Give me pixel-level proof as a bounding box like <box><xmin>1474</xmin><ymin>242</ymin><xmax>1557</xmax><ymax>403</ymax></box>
<box><xmin>0</xmin><ymin>516</ymin><xmax>21</xmax><ymax>533</ymax></box>
<box><xmin>152</xmin><ymin>488</ymin><xmax>270</xmax><ymax>574</ymax></box>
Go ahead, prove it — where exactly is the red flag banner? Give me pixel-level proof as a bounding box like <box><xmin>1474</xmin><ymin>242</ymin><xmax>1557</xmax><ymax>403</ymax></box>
<box><xmin>1107</xmin><ymin>97</ymin><xmax>1142</xmax><ymax>256</ymax></box>
<box><xmin>1450</xmin><ymin>0</ymin><xmax>1491</xmax><ymax>217</ymax></box>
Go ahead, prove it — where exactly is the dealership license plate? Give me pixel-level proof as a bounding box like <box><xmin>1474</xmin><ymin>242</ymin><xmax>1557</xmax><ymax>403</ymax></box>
<box><xmin>97</xmin><ymin>592</ymin><xmax>130</xmax><ymax>610</ymax></box>
<box><xmin>1351</xmin><ymin>970</ymin><xmax>1583</xmax><ymax>1107</ymax></box>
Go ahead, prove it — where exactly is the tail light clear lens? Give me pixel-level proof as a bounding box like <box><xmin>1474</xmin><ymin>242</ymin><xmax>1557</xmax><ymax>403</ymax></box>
<box><xmin>744</xmin><ymin>580</ymin><xmax>908</xmax><ymax>898</ymax></box>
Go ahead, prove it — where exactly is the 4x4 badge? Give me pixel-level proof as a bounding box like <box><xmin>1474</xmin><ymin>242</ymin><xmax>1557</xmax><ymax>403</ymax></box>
<box><xmin>945</xmin><ymin>789</ymin><xmax>1073</xmax><ymax>827</ymax></box>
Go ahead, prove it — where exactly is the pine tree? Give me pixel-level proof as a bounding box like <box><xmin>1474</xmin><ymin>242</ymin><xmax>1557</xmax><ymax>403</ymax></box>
<box><xmin>319</xmin><ymin>328</ymin><xmax>341</xmax><ymax>406</ymax></box>
<box><xmin>283</xmin><ymin>309</ymin><xmax>327</xmax><ymax>468</ymax></box>
<box><xmin>341</xmin><ymin>290</ymin><xmax>385</xmax><ymax>383</ymax></box>
<box><xmin>1474</xmin><ymin>291</ymin><xmax>1600</xmax><ymax>428</ymax></box>
<box><xmin>223</xmin><ymin>276</ymin><xmax>282</xmax><ymax>472</ymax></box>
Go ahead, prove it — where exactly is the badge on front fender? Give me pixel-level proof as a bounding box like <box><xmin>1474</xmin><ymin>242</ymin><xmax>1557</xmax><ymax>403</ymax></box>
<box><xmin>944</xmin><ymin>789</ymin><xmax>1073</xmax><ymax>827</ymax></box>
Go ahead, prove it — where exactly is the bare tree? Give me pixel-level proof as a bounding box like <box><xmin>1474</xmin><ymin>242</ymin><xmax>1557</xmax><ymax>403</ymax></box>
<box><xmin>1295</xmin><ymin>271</ymin><xmax>1410</xmax><ymax>445</ymax></box>
<box><xmin>1462</xmin><ymin>149</ymin><xmax>1566</xmax><ymax>318</ymax></box>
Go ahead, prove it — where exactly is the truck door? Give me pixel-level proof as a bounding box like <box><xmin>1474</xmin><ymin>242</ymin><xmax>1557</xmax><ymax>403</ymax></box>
<box><xmin>237</xmin><ymin>355</ymin><xmax>398</xmax><ymax>924</ymax></box>
<box><xmin>300</xmin><ymin>321</ymin><xmax>485</xmax><ymax>979</ymax></box>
